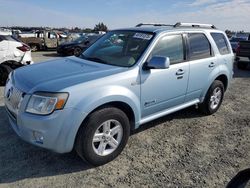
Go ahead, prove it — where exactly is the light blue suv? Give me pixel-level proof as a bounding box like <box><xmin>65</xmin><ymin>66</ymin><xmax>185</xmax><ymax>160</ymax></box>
<box><xmin>4</xmin><ymin>23</ymin><xmax>234</xmax><ymax>166</ymax></box>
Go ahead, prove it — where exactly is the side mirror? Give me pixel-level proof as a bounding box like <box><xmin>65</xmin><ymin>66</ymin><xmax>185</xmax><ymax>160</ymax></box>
<box><xmin>145</xmin><ymin>56</ymin><xmax>170</xmax><ymax>70</ymax></box>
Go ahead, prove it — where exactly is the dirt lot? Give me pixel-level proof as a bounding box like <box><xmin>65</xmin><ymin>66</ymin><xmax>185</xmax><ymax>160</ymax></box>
<box><xmin>0</xmin><ymin>52</ymin><xmax>250</xmax><ymax>187</ymax></box>
<box><xmin>31</xmin><ymin>51</ymin><xmax>62</xmax><ymax>63</ymax></box>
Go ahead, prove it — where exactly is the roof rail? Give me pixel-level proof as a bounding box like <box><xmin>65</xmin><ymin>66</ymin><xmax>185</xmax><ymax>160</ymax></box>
<box><xmin>135</xmin><ymin>23</ymin><xmax>173</xmax><ymax>27</ymax></box>
<box><xmin>174</xmin><ymin>22</ymin><xmax>216</xmax><ymax>29</ymax></box>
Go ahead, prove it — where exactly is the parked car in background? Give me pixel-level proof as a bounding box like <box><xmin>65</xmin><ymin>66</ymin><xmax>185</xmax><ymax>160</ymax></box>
<box><xmin>234</xmin><ymin>32</ymin><xmax>249</xmax><ymax>40</ymax></box>
<box><xmin>57</xmin><ymin>34</ymin><xmax>103</xmax><ymax>56</ymax></box>
<box><xmin>0</xmin><ymin>29</ymin><xmax>12</xmax><ymax>35</ymax></box>
<box><xmin>230</xmin><ymin>37</ymin><xmax>247</xmax><ymax>52</ymax></box>
<box><xmin>236</xmin><ymin>34</ymin><xmax>250</xmax><ymax>69</ymax></box>
<box><xmin>18</xmin><ymin>30</ymin><xmax>64</xmax><ymax>51</ymax></box>
<box><xmin>0</xmin><ymin>35</ymin><xmax>32</xmax><ymax>85</ymax></box>
<box><xmin>4</xmin><ymin>23</ymin><xmax>233</xmax><ymax>166</ymax></box>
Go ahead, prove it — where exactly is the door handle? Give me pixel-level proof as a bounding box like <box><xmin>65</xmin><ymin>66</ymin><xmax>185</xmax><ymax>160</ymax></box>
<box><xmin>176</xmin><ymin>69</ymin><xmax>185</xmax><ymax>76</ymax></box>
<box><xmin>209</xmin><ymin>62</ymin><xmax>215</xmax><ymax>68</ymax></box>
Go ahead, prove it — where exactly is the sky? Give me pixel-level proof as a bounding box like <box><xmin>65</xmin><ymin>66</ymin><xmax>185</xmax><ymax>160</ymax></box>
<box><xmin>0</xmin><ymin>0</ymin><xmax>249</xmax><ymax>31</ymax></box>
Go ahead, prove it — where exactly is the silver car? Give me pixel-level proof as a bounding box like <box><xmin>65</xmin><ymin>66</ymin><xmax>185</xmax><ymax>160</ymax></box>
<box><xmin>4</xmin><ymin>23</ymin><xmax>234</xmax><ymax>166</ymax></box>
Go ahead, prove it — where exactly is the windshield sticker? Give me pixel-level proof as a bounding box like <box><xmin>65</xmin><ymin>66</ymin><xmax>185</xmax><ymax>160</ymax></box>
<box><xmin>133</xmin><ymin>33</ymin><xmax>153</xmax><ymax>40</ymax></box>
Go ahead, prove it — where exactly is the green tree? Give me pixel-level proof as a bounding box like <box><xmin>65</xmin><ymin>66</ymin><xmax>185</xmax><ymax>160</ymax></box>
<box><xmin>94</xmin><ymin>22</ymin><xmax>108</xmax><ymax>32</ymax></box>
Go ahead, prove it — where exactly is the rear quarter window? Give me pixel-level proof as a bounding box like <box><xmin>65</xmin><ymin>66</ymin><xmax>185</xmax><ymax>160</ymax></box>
<box><xmin>188</xmin><ymin>33</ymin><xmax>212</xmax><ymax>60</ymax></box>
<box><xmin>211</xmin><ymin>33</ymin><xmax>230</xmax><ymax>55</ymax></box>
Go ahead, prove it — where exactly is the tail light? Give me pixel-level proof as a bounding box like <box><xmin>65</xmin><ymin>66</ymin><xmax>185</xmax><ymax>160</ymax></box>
<box><xmin>17</xmin><ymin>44</ymin><xmax>30</xmax><ymax>52</ymax></box>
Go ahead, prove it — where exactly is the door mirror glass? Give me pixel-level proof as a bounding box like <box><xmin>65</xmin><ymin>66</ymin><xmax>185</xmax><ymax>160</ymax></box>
<box><xmin>146</xmin><ymin>56</ymin><xmax>170</xmax><ymax>69</ymax></box>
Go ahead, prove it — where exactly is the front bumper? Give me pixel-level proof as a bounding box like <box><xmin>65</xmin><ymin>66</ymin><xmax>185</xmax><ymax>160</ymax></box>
<box><xmin>4</xmin><ymin>92</ymin><xmax>86</xmax><ymax>153</ymax></box>
<box><xmin>235</xmin><ymin>56</ymin><xmax>250</xmax><ymax>62</ymax></box>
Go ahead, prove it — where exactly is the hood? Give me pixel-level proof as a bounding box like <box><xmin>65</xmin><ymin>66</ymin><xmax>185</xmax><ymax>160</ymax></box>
<box><xmin>13</xmin><ymin>56</ymin><xmax>125</xmax><ymax>93</ymax></box>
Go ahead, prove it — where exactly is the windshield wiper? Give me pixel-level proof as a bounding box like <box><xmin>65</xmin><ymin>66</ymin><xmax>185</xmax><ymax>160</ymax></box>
<box><xmin>81</xmin><ymin>55</ymin><xmax>108</xmax><ymax>65</ymax></box>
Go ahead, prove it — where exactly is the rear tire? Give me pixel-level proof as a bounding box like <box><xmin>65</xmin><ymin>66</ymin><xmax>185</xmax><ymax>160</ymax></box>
<box><xmin>0</xmin><ymin>64</ymin><xmax>12</xmax><ymax>86</ymax></box>
<box><xmin>75</xmin><ymin>107</ymin><xmax>130</xmax><ymax>166</ymax></box>
<box><xmin>199</xmin><ymin>80</ymin><xmax>224</xmax><ymax>115</ymax></box>
<box><xmin>237</xmin><ymin>61</ymin><xmax>248</xmax><ymax>70</ymax></box>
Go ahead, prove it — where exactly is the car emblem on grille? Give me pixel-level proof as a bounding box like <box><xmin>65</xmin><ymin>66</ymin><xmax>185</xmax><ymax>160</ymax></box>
<box><xmin>6</xmin><ymin>87</ymin><xmax>13</xmax><ymax>100</ymax></box>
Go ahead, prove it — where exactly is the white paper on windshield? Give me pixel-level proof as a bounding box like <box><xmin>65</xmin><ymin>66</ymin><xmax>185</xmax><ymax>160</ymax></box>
<box><xmin>133</xmin><ymin>33</ymin><xmax>153</xmax><ymax>40</ymax></box>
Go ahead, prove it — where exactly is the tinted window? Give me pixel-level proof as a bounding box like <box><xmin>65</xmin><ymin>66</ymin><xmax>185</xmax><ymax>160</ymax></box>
<box><xmin>211</xmin><ymin>33</ymin><xmax>230</xmax><ymax>55</ymax></box>
<box><xmin>188</xmin><ymin>33</ymin><xmax>212</xmax><ymax>60</ymax></box>
<box><xmin>150</xmin><ymin>35</ymin><xmax>184</xmax><ymax>64</ymax></box>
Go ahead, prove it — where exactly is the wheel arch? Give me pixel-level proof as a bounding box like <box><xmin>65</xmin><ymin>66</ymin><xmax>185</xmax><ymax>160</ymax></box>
<box><xmin>72</xmin><ymin>100</ymin><xmax>137</xmax><ymax>151</ymax></box>
<box><xmin>2</xmin><ymin>60</ymin><xmax>23</xmax><ymax>69</ymax></box>
<box><xmin>76</xmin><ymin>100</ymin><xmax>137</xmax><ymax>136</ymax></box>
<box><xmin>215</xmin><ymin>74</ymin><xmax>228</xmax><ymax>91</ymax></box>
<box><xmin>84</xmin><ymin>101</ymin><xmax>136</xmax><ymax>130</ymax></box>
<box><xmin>200</xmin><ymin>73</ymin><xmax>229</xmax><ymax>103</ymax></box>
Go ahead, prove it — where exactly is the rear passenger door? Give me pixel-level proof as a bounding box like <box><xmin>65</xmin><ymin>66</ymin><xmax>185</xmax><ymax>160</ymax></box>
<box><xmin>185</xmin><ymin>33</ymin><xmax>219</xmax><ymax>102</ymax></box>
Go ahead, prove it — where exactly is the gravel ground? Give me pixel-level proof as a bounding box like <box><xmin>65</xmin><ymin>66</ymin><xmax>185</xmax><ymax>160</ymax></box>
<box><xmin>31</xmin><ymin>51</ymin><xmax>62</xmax><ymax>63</ymax></box>
<box><xmin>0</xmin><ymin>52</ymin><xmax>250</xmax><ymax>187</ymax></box>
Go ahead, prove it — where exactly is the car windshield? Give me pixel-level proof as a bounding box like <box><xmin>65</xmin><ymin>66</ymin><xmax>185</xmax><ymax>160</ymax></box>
<box><xmin>74</xmin><ymin>36</ymin><xmax>88</xmax><ymax>43</ymax></box>
<box><xmin>80</xmin><ymin>31</ymin><xmax>154</xmax><ymax>67</ymax></box>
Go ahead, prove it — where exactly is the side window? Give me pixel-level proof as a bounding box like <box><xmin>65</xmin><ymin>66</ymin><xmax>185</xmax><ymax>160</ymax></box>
<box><xmin>150</xmin><ymin>35</ymin><xmax>184</xmax><ymax>65</ymax></box>
<box><xmin>211</xmin><ymin>33</ymin><xmax>230</xmax><ymax>55</ymax></box>
<box><xmin>188</xmin><ymin>33</ymin><xmax>212</xmax><ymax>60</ymax></box>
<box><xmin>0</xmin><ymin>36</ymin><xmax>3</xmax><ymax>42</ymax></box>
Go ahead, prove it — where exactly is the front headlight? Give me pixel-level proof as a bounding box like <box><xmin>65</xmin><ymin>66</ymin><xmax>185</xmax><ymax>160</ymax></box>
<box><xmin>26</xmin><ymin>92</ymin><xmax>69</xmax><ymax>115</ymax></box>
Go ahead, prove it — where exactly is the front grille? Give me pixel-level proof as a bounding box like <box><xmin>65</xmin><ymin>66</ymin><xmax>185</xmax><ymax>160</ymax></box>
<box><xmin>6</xmin><ymin>106</ymin><xmax>17</xmax><ymax>121</ymax></box>
<box><xmin>8</xmin><ymin>87</ymin><xmax>23</xmax><ymax>110</ymax></box>
<box><xmin>4</xmin><ymin>81</ymin><xmax>24</xmax><ymax>117</ymax></box>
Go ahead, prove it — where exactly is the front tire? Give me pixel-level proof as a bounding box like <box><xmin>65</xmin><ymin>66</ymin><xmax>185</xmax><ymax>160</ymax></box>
<box><xmin>199</xmin><ymin>80</ymin><xmax>224</xmax><ymax>115</ymax></box>
<box><xmin>73</xmin><ymin>47</ymin><xmax>82</xmax><ymax>57</ymax></box>
<box><xmin>0</xmin><ymin>64</ymin><xmax>12</xmax><ymax>86</ymax></box>
<box><xmin>75</xmin><ymin>107</ymin><xmax>130</xmax><ymax>166</ymax></box>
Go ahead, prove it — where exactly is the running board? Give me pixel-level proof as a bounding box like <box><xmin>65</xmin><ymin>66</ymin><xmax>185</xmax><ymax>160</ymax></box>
<box><xmin>140</xmin><ymin>99</ymin><xmax>200</xmax><ymax>125</ymax></box>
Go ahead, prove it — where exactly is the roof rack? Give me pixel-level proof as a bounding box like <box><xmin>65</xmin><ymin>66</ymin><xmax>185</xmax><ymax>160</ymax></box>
<box><xmin>173</xmin><ymin>22</ymin><xmax>216</xmax><ymax>29</ymax></box>
<box><xmin>135</xmin><ymin>23</ymin><xmax>173</xmax><ymax>27</ymax></box>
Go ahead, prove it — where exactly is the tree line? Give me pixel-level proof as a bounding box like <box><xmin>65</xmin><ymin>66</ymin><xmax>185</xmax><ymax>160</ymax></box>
<box><xmin>2</xmin><ymin>22</ymin><xmax>108</xmax><ymax>33</ymax></box>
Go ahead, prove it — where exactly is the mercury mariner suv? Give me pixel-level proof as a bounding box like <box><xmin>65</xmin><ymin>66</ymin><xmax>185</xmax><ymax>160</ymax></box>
<box><xmin>4</xmin><ymin>23</ymin><xmax>234</xmax><ymax>166</ymax></box>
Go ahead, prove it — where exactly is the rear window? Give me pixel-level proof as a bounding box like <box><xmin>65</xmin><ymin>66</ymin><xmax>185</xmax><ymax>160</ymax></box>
<box><xmin>211</xmin><ymin>33</ymin><xmax>230</xmax><ymax>55</ymax></box>
<box><xmin>188</xmin><ymin>33</ymin><xmax>212</xmax><ymax>60</ymax></box>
